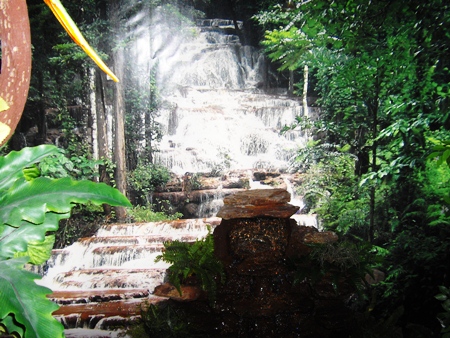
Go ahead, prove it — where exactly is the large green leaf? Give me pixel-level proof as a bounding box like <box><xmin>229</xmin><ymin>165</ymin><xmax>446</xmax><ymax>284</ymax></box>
<box><xmin>0</xmin><ymin>176</ymin><xmax>131</xmax><ymax>227</ymax></box>
<box><xmin>0</xmin><ymin>145</ymin><xmax>61</xmax><ymax>191</ymax></box>
<box><xmin>14</xmin><ymin>235</ymin><xmax>55</xmax><ymax>265</ymax></box>
<box><xmin>0</xmin><ymin>213</ymin><xmax>68</xmax><ymax>262</ymax></box>
<box><xmin>0</xmin><ymin>257</ymin><xmax>64</xmax><ymax>338</ymax></box>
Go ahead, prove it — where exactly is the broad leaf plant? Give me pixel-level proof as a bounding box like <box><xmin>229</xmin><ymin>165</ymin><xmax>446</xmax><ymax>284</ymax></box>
<box><xmin>0</xmin><ymin>0</ymin><xmax>126</xmax><ymax>335</ymax></box>
<box><xmin>0</xmin><ymin>145</ymin><xmax>131</xmax><ymax>337</ymax></box>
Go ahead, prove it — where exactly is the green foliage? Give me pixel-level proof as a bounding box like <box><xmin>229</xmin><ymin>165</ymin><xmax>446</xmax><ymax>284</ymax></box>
<box><xmin>255</xmin><ymin>2</ymin><xmax>450</xmax><ymax>332</ymax></box>
<box><xmin>376</xmin><ymin>163</ymin><xmax>450</xmax><ymax>330</ymax></box>
<box><xmin>428</xmin><ymin>137</ymin><xmax>450</xmax><ymax>170</ymax></box>
<box><xmin>436</xmin><ymin>285</ymin><xmax>450</xmax><ymax>337</ymax></box>
<box><xmin>131</xmin><ymin>302</ymin><xmax>188</xmax><ymax>338</ymax></box>
<box><xmin>38</xmin><ymin>150</ymin><xmax>103</xmax><ymax>180</ymax></box>
<box><xmin>128</xmin><ymin>204</ymin><xmax>182</xmax><ymax>223</ymax></box>
<box><xmin>292</xmin><ymin>240</ymin><xmax>379</xmax><ymax>294</ymax></box>
<box><xmin>289</xmin><ymin>139</ymin><xmax>346</xmax><ymax>173</ymax></box>
<box><xmin>0</xmin><ymin>145</ymin><xmax>131</xmax><ymax>338</ymax></box>
<box><xmin>155</xmin><ymin>228</ymin><xmax>224</xmax><ymax>303</ymax></box>
<box><xmin>128</xmin><ymin>162</ymin><xmax>170</xmax><ymax>205</ymax></box>
<box><xmin>295</xmin><ymin>149</ymin><xmax>367</xmax><ymax>230</ymax></box>
<box><xmin>53</xmin><ymin>203</ymin><xmax>106</xmax><ymax>249</ymax></box>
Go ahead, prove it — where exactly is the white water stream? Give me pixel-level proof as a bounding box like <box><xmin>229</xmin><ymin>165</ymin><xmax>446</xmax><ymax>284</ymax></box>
<box><xmin>130</xmin><ymin>11</ymin><xmax>309</xmax><ymax>174</ymax></box>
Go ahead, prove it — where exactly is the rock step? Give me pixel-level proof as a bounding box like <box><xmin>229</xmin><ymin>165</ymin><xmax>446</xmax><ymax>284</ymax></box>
<box><xmin>53</xmin><ymin>295</ymin><xmax>167</xmax><ymax>329</ymax></box>
<box><xmin>78</xmin><ymin>234</ymin><xmax>200</xmax><ymax>245</ymax></box>
<box><xmin>52</xmin><ymin>268</ymin><xmax>167</xmax><ymax>290</ymax></box>
<box><xmin>47</xmin><ymin>245</ymin><xmax>167</xmax><ymax>270</ymax></box>
<box><xmin>96</xmin><ymin>217</ymin><xmax>220</xmax><ymax>237</ymax></box>
<box><xmin>64</xmin><ymin>328</ymin><xmax>128</xmax><ymax>338</ymax></box>
<box><xmin>49</xmin><ymin>288</ymin><xmax>150</xmax><ymax>305</ymax></box>
<box><xmin>91</xmin><ymin>243</ymin><xmax>165</xmax><ymax>254</ymax></box>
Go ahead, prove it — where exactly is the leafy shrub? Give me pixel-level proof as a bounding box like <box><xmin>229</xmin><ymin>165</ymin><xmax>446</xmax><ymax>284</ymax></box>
<box><xmin>128</xmin><ymin>162</ymin><xmax>170</xmax><ymax>205</ymax></box>
<box><xmin>288</xmin><ymin>139</ymin><xmax>343</xmax><ymax>173</ymax></box>
<box><xmin>54</xmin><ymin>203</ymin><xmax>106</xmax><ymax>248</ymax></box>
<box><xmin>436</xmin><ymin>285</ymin><xmax>450</xmax><ymax>337</ymax></box>
<box><xmin>128</xmin><ymin>204</ymin><xmax>182</xmax><ymax>223</ymax></box>
<box><xmin>296</xmin><ymin>150</ymin><xmax>366</xmax><ymax>228</ymax></box>
<box><xmin>38</xmin><ymin>151</ymin><xmax>115</xmax><ymax>248</ymax></box>
<box><xmin>38</xmin><ymin>149</ymin><xmax>104</xmax><ymax>181</ymax></box>
<box><xmin>155</xmin><ymin>228</ymin><xmax>224</xmax><ymax>303</ymax></box>
<box><xmin>292</xmin><ymin>239</ymin><xmax>380</xmax><ymax>293</ymax></box>
<box><xmin>132</xmin><ymin>302</ymin><xmax>188</xmax><ymax>338</ymax></box>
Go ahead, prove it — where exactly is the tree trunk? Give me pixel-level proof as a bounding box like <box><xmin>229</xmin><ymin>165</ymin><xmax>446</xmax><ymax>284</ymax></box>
<box><xmin>109</xmin><ymin>1</ymin><xmax>127</xmax><ymax>221</ymax></box>
<box><xmin>95</xmin><ymin>69</ymin><xmax>112</xmax><ymax>215</ymax></box>
<box><xmin>113</xmin><ymin>50</ymin><xmax>127</xmax><ymax>221</ymax></box>
<box><xmin>37</xmin><ymin>71</ymin><xmax>47</xmax><ymax>144</ymax></box>
<box><xmin>303</xmin><ymin>65</ymin><xmax>309</xmax><ymax>118</ymax></box>
<box><xmin>145</xmin><ymin>17</ymin><xmax>153</xmax><ymax>164</ymax></box>
<box><xmin>368</xmin><ymin>97</ymin><xmax>379</xmax><ymax>243</ymax></box>
<box><xmin>288</xmin><ymin>70</ymin><xmax>294</xmax><ymax>96</ymax></box>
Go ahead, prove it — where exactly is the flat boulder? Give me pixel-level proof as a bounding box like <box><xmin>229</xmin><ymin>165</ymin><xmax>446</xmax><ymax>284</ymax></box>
<box><xmin>153</xmin><ymin>282</ymin><xmax>203</xmax><ymax>302</ymax></box>
<box><xmin>217</xmin><ymin>189</ymin><xmax>299</xmax><ymax>219</ymax></box>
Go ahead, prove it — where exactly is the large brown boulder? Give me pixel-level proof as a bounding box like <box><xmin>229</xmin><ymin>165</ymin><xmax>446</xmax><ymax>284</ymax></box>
<box><xmin>217</xmin><ymin>189</ymin><xmax>299</xmax><ymax>219</ymax></box>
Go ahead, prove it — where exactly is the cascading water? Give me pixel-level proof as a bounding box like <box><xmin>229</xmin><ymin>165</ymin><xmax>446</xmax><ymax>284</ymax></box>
<box><xmin>154</xmin><ymin>14</ymin><xmax>318</xmax><ymax>228</ymax></box>
<box><xmin>135</xmin><ymin>10</ymin><xmax>309</xmax><ymax>174</ymax></box>
<box><xmin>141</xmin><ymin>13</ymin><xmax>312</xmax><ymax>219</ymax></box>
<box><xmin>39</xmin><ymin>218</ymin><xmax>220</xmax><ymax>334</ymax></box>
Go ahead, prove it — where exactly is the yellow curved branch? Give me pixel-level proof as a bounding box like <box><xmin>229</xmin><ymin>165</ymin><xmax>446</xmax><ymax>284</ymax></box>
<box><xmin>44</xmin><ymin>0</ymin><xmax>119</xmax><ymax>82</ymax></box>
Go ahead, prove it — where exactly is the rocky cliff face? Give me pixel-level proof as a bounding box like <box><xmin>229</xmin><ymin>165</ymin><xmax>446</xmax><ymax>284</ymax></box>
<box><xmin>154</xmin><ymin>189</ymin><xmax>357</xmax><ymax>337</ymax></box>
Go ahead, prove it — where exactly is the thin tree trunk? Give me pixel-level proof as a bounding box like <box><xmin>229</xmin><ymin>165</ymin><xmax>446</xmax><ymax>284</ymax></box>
<box><xmin>145</xmin><ymin>3</ymin><xmax>154</xmax><ymax>163</ymax></box>
<box><xmin>113</xmin><ymin>47</ymin><xmax>127</xmax><ymax>221</ymax></box>
<box><xmin>110</xmin><ymin>0</ymin><xmax>127</xmax><ymax>221</ymax></box>
<box><xmin>95</xmin><ymin>69</ymin><xmax>112</xmax><ymax>215</ymax></box>
<box><xmin>303</xmin><ymin>65</ymin><xmax>309</xmax><ymax>118</ymax></box>
<box><xmin>37</xmin><ymin>71</ymin><xmax>47</xmax><ymax>144</ymax></box>
<box><xmin>288</xmin><ymin>70</ymin><xmax>294</xmax><ymax>96</ymax></box>
<box><xmin>368</xmin><ymin>97</ymin><xmax>379</xmax><ymax>243</ymax></box>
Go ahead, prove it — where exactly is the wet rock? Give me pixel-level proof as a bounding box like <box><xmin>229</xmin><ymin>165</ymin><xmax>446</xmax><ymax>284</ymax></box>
<box><xmin>217</xmin><ymin>189</ymin><xmax>299</xmax><ymax>219</ymax></box>
<box><xmin>183</xmin><ymin>202</ymin><xmax>198</xmax><ymax>217</ymax></box>
<box><xmin>285</xmin><ymin>223</ymin><xmax>318</xmax><ymax>258</ymax></box>
<box><xmin>223</xmin><ymin>188</ymin><xmax>290</xmax><ymax>206</ymax></box>
<box><xmin>53</xmin><ymin>296</ymin><xmax>165</xmax><ymax>328</ymax></box>
<box><xmin>365</xmin><ymin>268</ymin><xmax>385</xmax><ymax>285</ymax></box>
<box><xmin>229</xmin><ymin>218</ymin><xmax>289</xmax><ymax>260</ymax></box>
<box><xmin>153</xmin><ymin>282</ymin><xmax>203</xmax><ymax>301</ymax></box>
<box><xmin>217</xmin><ymin>203</ymin><xmax>299</xmax><ymax>219</ymax></box>
<box><xmin>304</xmin><ymin>231</ymin><xmax>339</xmax><ymax>244</ymax></box>
<box><xmin>49</xmin><ymin>288</ymin><xmax>149</xmax><ymax>305</ymax></box>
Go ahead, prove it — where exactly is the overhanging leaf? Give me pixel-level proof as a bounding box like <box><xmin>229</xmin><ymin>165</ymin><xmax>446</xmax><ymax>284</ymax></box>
<box><xmin>0</xmin><ymin>145</ymin><xmax>61</xmax><ymax>191</ymax></box>
<box><xmin>0</xmin><ymin>257</ymin><xmax>64</xmax><ymax>338</ymax></box>
<box><xmin>14</xmin><ymin>235</ymin><xmax>55</xmax><ymax>265</ymax></box>
<box><xmin>0</xmin><ymin>177</ymin><xmax>131</xmax><ymax>227</ymax></box>
<box><xmin>0</xmin><ymin>212</ymin><xmax>68</xmax><ymax>262</ymax></box>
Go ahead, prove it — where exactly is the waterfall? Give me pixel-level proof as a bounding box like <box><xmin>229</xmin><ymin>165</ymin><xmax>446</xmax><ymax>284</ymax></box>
<box><xmin>140</xmin><ymin>17</ymin><xmax>308</xmax><ymax>174</ymax></box>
